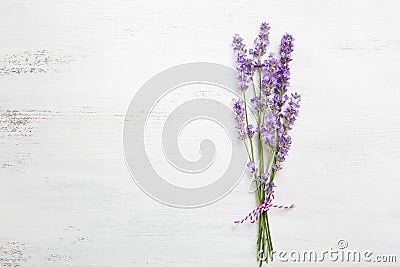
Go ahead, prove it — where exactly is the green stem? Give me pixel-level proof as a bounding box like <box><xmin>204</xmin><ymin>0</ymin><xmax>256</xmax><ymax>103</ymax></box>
<box><xmin>243</xmin><ymin>66</ymin><xmax>280</xmax><ymax>266</ymax></box>
<box><xmin>256</xmin><ymin>66</ymin><xmax>275</xmax><ymax>266</ymax></box>
<box><xmin>242</xmin><ymin>92</ymin><xmax>255</xmax><ymax>162</ymax></box>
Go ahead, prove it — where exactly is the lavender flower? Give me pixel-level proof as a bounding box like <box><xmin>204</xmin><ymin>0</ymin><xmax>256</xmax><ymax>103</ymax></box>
<box><xmin>271</xmin><ymin>163</ymin><xmax>282</xmax><ymax>171</ymax></box>
<box><xmin>232</xmin><ymin>98</ymin><xmax>255</xmax><ymax>139</ymax></box>
<box><xmin>250</xmin><ymin>22</ymin><xmax>271</xmax><ymax>66</ymax></box>
<box><xmin>276</xmin><ymin>133</ymin><xmax>292</xmax><ymax>162</ymax></box>
<box><xmin>261</xmin><ymin>112</ymin><xmax>278</xmax><ymax>147</ymax></box>
<box><xmin>232</xmin><ymin>98</ymin><xmax>246</xmax><ymax>139</ymax></box>
<box><xmin>246</xmin><ymin>124</ymin><xmax>255</xmax><ymax>138</ymax></box>
<box><xmin>282</xmin><ymin>93</ymin><xmax>301</xmax><ymax>131</ymax></box>
<box><xmin>250</xmin><ymin>96</ymin><xmax>266</xmax><ymax>112</ymax></box>
<box><xmin>233</xmin><ymin>26</ymin><xmax>300</xmax><ymax>169</ymax></box>
<box><xmin>263</xmin><ymin>181</ymin><xmax>275</xmax><ymax>193</ymax></box>
<box><xmin>276</xmin><ymin>33</ymin><xmax>294</xmax><ymax>99</ymax></box>
<box><xmin>247</xmin><ymin>161</ymin><xmax>257</xmax><ymax>174</ymax></box>
<box><xmin>232</xmin><ymin>22</ymin><xmax>302</xmax><ymax>266</ymax></box>
<box><xmin>233</xmin><ymin>34</ymin><xmax>254</xmax><ymax>91</ymax></box>
<box><xmin>262</xmin><ymin>53</ymin><xmax>278</xmax><ymax>98</ymax></box>
<box><xmin>258</xmin><ymin>172</ymin><xmax>271</xmax><ymax>183</ymax></box>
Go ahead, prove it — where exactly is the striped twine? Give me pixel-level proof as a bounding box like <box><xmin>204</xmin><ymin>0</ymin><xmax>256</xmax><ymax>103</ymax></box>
<box><xmin>234</xmin><ymin>185</ymin><xmax>294</xmax><ymax>224</ymax></box>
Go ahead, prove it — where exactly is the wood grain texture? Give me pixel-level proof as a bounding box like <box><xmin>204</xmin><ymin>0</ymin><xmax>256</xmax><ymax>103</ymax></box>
<box><xmin>1</xmin><ymin>0</ymin><xmax>400</xmax><ymax>266</ymax></box>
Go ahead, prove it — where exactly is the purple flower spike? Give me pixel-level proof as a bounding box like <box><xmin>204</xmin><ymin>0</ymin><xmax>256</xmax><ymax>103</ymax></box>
<box><xmin>283</xmin><ymin>93</ymin><xmax>301</xmax><ymax>131</ymax></box>
<box><xmin>232</xmin><ymin>34</ymin><xmax>254</xmax><ymax>91</ymax></box>
<box><xmin>271</xmin><ymin>163</ymin><xmax>282</xmax><ymax>171</ymax></box>
<box><xmin>232</xmin><ymin>98</ymin><xmax>246</xmax><ymax>139</ymax></box>
<box><xmin>246</xmin><ymin>124</ymin><xmax>255</xmax><ymax>138</ymax></box>
<box><xmin>258</xmin><ymin>172</ymin><xmax>271</xmax><ymax>183</ymax></box>
<box><xmin>276</xmin><ymin>33</ymin><xmax>295</xmax><ymax>98</ymax></box>
<box><xmin>277</xmin><ymin>133</ymin><xmax>292</xmax><ymax>163</ymax></box>
<box><xmin>262</xmin><ymin>54</ymin><xmax>278</xmax><ymax>98</ymax></box>
<box><xmin>232</xmin><ymin>98</ymin><xmax>255</xmax><ymax>140</ymax></box>
<box><xmin>250</xmin><ymin>96</ymin><xmax>267</xmax><ymax>112</ymax></box>
<box><xmin>247</xmin><ymin>161</ymin><xmax>257</xmax><ymax>174</ymax></box>
<box><xmin>250</xmin><ymin>22</ymin><xmax>271</xmax><ymax>66</ymax></box>
<box><xmin>262</xmin><ymin>113</ymin><xmax>278</xmax><ymax>147</ymax></box>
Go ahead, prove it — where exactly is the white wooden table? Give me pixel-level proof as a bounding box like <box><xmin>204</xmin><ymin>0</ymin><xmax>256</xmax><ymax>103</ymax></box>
<box><xmin>0</xmin><ymin>1</ymin><xmax>399</xmax><ymax>266</ymax></box>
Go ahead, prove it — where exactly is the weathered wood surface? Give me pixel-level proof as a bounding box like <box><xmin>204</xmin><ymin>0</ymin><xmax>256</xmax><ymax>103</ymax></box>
<box><xmin>1</xmin><ymin>0</ymin><xmax>399</xmax><ymax>266</ymax></box>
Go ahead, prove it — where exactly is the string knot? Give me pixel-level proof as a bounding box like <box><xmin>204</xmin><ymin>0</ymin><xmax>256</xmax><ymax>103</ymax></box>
<box><xmin>234</xmin><ymin>183</ymin><xmax>294</xmax><ymax>224</ymax></box>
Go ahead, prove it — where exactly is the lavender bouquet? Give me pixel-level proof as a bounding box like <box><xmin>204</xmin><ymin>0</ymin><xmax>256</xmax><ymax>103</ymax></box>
<box><xmin>232</xmin><ymin>22</ymin><xmax>301</xmax><ymax>265</ymax></box>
